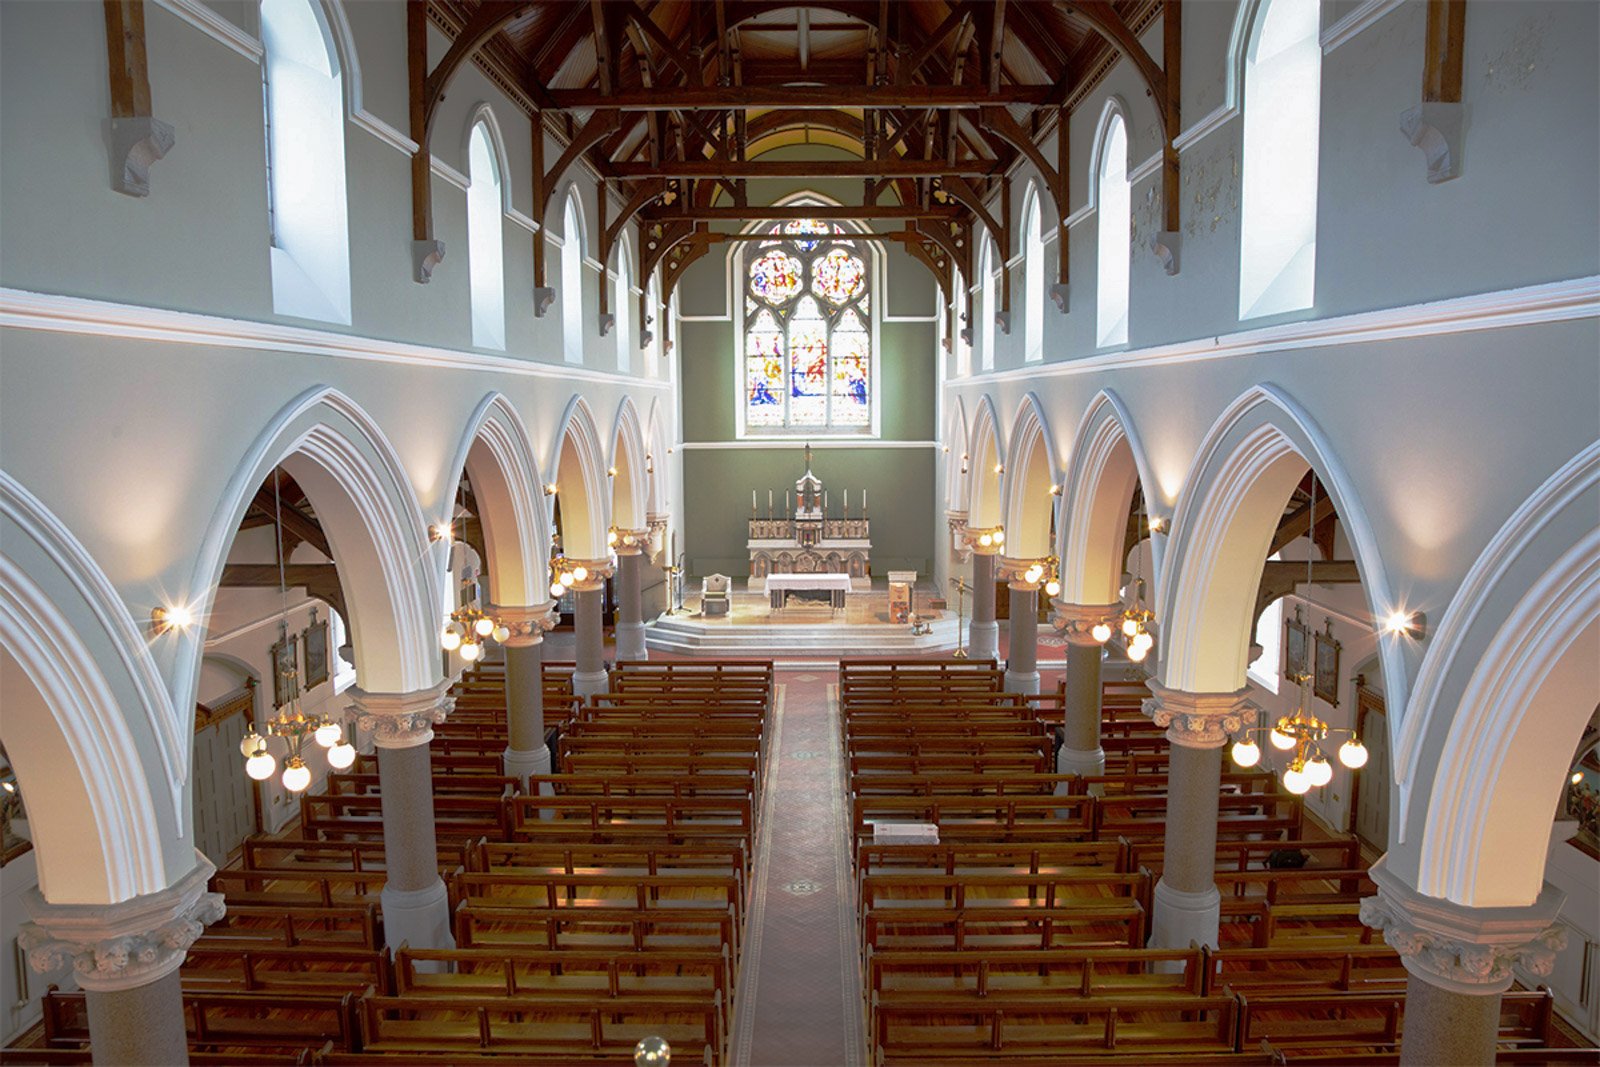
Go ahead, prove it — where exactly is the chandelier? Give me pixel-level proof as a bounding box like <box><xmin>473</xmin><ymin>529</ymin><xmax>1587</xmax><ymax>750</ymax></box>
<box><xmin>1020</xmin><ymin>555</ymin><xmax>1061</xmax><ymax>599</ymax></box>
<box><xmin>440</xmin><ymin>595</ymin><xmax>510</xmax><ymax>662</ymax></box>
<box><xmin>1085</xmin><ymin>496</ymin><xmax>1157</xmax><ymax>662</ymax></box>
<box><xmin>549</xmin><ymin>554</ymin><xmax>593</xmax><ymax>598</ymax></box>
<box><xmin>1227</xmin><ymin>478</ymin><xmax>1366</xmax><ymax>792</ymax></box>
<box><xmin>240</xmin><ymin>475</ymin><xmax>353</xmax><ymax>792</ymax></box>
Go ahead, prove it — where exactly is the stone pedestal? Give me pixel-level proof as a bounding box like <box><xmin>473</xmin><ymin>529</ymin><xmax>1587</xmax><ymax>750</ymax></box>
<box><xmin>1053</xmin><ymin>603</ymin><xmax>1120</xmax><ymax>782</ymax></box>
<box><xmin>495</xmin><ymin>603</ymin><xmax>557</xmax><ymax>785</ymax></box>
<box><xmin>350</xmin><ymin>682</ymin><xmax>456</xmax><ymax>954</ymax></box>
<box><xmin>1004</xmin><ymin>580</ymin><xmax>1040</xmax><ymax>695</ymax></box>
<box><xmin>572</xmin><ymin>577</ymin><xmax>611</xmax><ymax>698</ymax></box>
<box><xmin>1142</xmin><ymin>682</ymin><xmax>1256</xmax><ymax>951</ymax></box>
<box><xmin>614</xmin><ymin>541</ymin><xmax>649</xmax><ymax>661</ymax></box>
<box><xmin>1360</xmin><ymin>856</ymin><xmax>1567</xmax><ymax>1066</ymax></box>
<box><xmin>20</xmin><ymin>853</ymin><xmax>224</xmax><ymax>1065</ymax></box>
<box><xmin>968</xmin><ymin>551</ymin><xmax>998</xmax><ymax>661</ymax></box>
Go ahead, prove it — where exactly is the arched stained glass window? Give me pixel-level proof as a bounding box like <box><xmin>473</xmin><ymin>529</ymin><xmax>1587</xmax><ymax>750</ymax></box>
<box><xmin>742</xmin><ymin>219</ymin><xmax>873</xmax><ymax>434</ymax></box>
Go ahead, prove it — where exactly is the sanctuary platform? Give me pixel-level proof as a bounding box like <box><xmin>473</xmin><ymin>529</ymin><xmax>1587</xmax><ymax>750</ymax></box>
<box><xmin>644</xmin><ymin>580</ymin><xmax>962</xmax><ymax>657</ymax></box>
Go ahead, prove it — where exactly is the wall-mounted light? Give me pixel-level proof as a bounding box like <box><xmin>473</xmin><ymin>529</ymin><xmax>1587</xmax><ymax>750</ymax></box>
<box><xmin>151</xmin><ymin>604</ymin><xmax>194</xmax><ymax>636</ymax></box>
<box><xmin>993</xmin><ymin>463</ymin><xmax>1004</xmax><ymax>475</ymax></box>
<box><xmin>1048</xmin><ymin>484</ymin><xmax>1062</xmax><ymax>497</ymax></box>
<box><xmin>1382</xmin><ymin>610</ymin><xmax>1426</xmax><ymax>640</ymax></box>
<box><xmin>544</xmin><ymin>483</ymin><xmax>558</xmax><ymax>496</ymax></box>
<box><xmin>607</xmin><ymin>466</ymin><xmax>618</xmax><ymax>478</ymax></box>
<box><xmin>430</xmin><ymin>522</ymin><xmax>454</xmax><ymax>543</ymax></box>
<box><xmin>1148</xmin><ymin>516</ymin><xmax>1165</xmax><ymax>533</ymax></box>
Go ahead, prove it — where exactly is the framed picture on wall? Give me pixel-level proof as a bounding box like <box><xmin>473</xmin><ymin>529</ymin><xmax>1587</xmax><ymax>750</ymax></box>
<box><xmin>269</xmin><ymin>630</ymin><xmax>299</xmax><ymax>709</ymax></box>
<box><xmin>302</xmin><ymin>609</ymin><xmax>329</xmax><ymax>689</ymax></box>
<box><xmin>1284</xmin><ymin>605</ymin><xmax>1311</xmax><ymax>685</ymax></box>
<box><xmin>1314</xmin><ymin>618</ymin><xmax>1342</xmax><ymax>706</ymax></box>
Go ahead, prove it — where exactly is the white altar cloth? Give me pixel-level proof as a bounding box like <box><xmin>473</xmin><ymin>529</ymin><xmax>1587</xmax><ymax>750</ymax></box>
<box><xmin>766</xmin><ymin>572</ymin><xmax>852</xmax><ymax>610</ymax></box>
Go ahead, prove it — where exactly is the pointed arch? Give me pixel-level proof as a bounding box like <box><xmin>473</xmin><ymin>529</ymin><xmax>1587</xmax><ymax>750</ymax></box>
<box><xmin>610</xmin><ymin>396</ymin><xmax>649</xmax><ymax>531</ymax></box>
<box><xmin>1022</xmin><ymin>181</ymin><xmax>1046</xmax><ymax>363</ymax></box>
<box><xmin>944</xmin><ymin>396</ymin><xmax>970</xmax><ymax>516</ymax></box>
<box><xmin>549</xmin><ymin>395</ymin><xmax>609</xmax><ymax>560</ymax></box>
<box><xmin>561</xmin><ymin>186</ymin><xmax>587</xmax><ymax>364</ymax></box>
<box><xmin>965</xmin><ymin>394</ymin><xmax>1005</xmax><ymax>528</ymax></box>
<box><xmin>1059</xmin><ymin>389</ymin><xmax>1163</xmax><ymax>609</ymax></box>
<box><xmin>460</xmin><ymin>103</ymin><xmax>512</xmax><ymax>209</ymax></box>
<box><xmin>1091</xmin><ymin>96</ymin><xmax>1131</xmax><ymax>348</ymax></box>
<box><xmin>644</xmin><ymin>398</ymin><xmax>671</xmax><ymax>520</ymax></box>
<box><xmin>1001</xmin><ymin>394</ymin><xmax>1061</xmax><ymax>560</ymax></box>
<box><xmin>444</xmin><ymin>394</ymin><xmax>551</xmax><ymax>610</ymax></box>
<box><xmin>1155</xmin><ymin>385</ymin><xmax>1408</xmax><ymax>747</ymax></box>
<box><xmin>1</xmin><ymin>474</ymin><xmax>172</xmax><ymax>903</ymax></box>
<box><xmin>616</xmin><ymin>232</ymin><xmax>634</xmax><ymax>373</ymax></box>
<box><xmin>465</xmin><ymin>106</ymin><xmax>508</xmax><ymax>350</ymax></box>
<box><xmin>977</xmin><ymin>234</ymin><xmax>998</xmax><ymax>372</ymax></box>
<box><xmin>183</xmin><ymin>388</ymin><xmax>440</xmax><ymax>710</ymax></box>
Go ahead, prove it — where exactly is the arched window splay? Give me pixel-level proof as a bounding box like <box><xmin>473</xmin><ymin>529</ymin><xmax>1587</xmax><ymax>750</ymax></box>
<box><xmin>561</xmin><ymin>191</ymin><xmax>584</xmax><ymax>364</ymax></box>
<box><xmin>261</xmin><ymin>0</ymin><xmax>350</xmax><ymax>324</ymax></box>
<box><xmin>1023</xmin><ymin>187</ymin><xmax>1045</xmax><ymax>362</ymax></box>
<box><xmin>644</xmin><ymin>275</ymin><xmax>661</xmax><ymax>378</ymax></box>
<box><xmin>466</xmin><ymin>120</ymin><xmax>505</xmax><ymax>349</ymax></box>
<box><xmin>978</xmin><ymin>236</ymin><xmax>997</xmax><ymax>371</ymax></box>
<box><xmin>1095</xmin><ymin>111</ymin><xmax>1130</xmax><ymax>347</ymax></box>
<box><xmin>615</xmin><ymin>244</ymin><xmax>632</xmax><ymax>374</ymax></box>
<box><xmin>742</xmin><ymin>219</ymin><xmax>873</xmax><ymax>435</ymax></box>
<box><xmin>953</xmin><ymin>265</ymin><xmax>971</xmax><ymax>377</ymax></box>
<box><xmin>1239</xmin><ymin>0</ymin><xmax>1321</xmax><ymax>320</ymax></box>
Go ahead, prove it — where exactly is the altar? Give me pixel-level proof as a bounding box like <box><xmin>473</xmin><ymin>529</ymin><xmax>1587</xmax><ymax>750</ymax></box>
<box><xmin>747</xmin><ymin>444</ymin><xmax>872</xmax><ymax>592</ymax></box>
<box><xmin>765</xmin><ymin>572</ymin><xmax>853</xmax><ymax>611</ymax></box>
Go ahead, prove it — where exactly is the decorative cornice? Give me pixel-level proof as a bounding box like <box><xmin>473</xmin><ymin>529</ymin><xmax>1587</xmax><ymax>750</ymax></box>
<box><xmin>1142</xmin><ymin>680</ymin><xmax>1257</xmax><ymax>749</ymax></box>
<box><xmin>348</xmin><ymin>679</ymin><xmax>454</xmax><ymax>749</ymax></box>
<box><xmin>1360</xmin><ymin>857</ymin><xmax>1567</xmax><ymax>995</ymax></box>
<box><xmin>20</xmin><ymin>853</ymin><xmax>224</xmax><ymax>992</ymax></box>
<box><xmin>1321</xmin><ymin>0</ymin><xmax>1404</xmax><ymax>53</ymax></box>
<box><xmin>612</xmin><ymin>528</ymin><xmax>653</xmax><ymax>557</ymax></box>
<box><xmin>489</xmin><ymin>601</ymin><xmax>558</xmax><ymax>648</ymax></box>
<box><xmin>1052</xmin><ymin>601</ymin><xmax>1123</xmax><ymax>646</ymax></box>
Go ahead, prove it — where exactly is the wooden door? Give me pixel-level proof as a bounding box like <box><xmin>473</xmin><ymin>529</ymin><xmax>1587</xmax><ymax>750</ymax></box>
<box><xmin>192</xmin><ymin>688</ymin><xmax>256</xmax><ymax>865</ymax></box>
<box><xmin>1350</xmin><ymin>683</ymin><xmax>1391</xmax><ymax>852</ymax></box>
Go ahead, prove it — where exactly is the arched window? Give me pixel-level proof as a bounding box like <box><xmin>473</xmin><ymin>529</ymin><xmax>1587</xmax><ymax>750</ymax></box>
<box><xmin>978</xmin><ymin>236</ymin><xmax>996</xmax><ymax>371</ymax></box>
<box><xmin>261</xmin><ymin>0</ymin><xmax>350</xmax><ymax>324</ymax></box>
<box><xmin>1239</xmin><ymin>0</ymin><xmax>1321</xmax><ymax>319</ymax></box>
<box><xmin>561</xmin><ymin>191</ymin><xmax>584</xmax><ymax>364</ymax></box>
<box><xmin>953</xmin><ymin>265</ymin><xmax>971</xmax><ymax>377</ymax></box>
<box><xmin>742</xmin><ymin>219</ymin><xmax>873</xmax><ymax>435</ymax></box>
<box><xmin>1023</xmin><ymin>186</ymin><xmax>1045</xmax><ymax>362</ymax></box>
<box><xmin>1094</xmin><ymin>111</ymin><xmax>1130</xmax><ymax>347</ymax></box>
<box><xmin>466</xmin><ymin>119</ymin><xmax>505</xmax><ymax>349</ymax></box>
<box><xmin>615</xmin><ymin>242</ymin><xmax>632</xmax><ymax>374</ymax></box>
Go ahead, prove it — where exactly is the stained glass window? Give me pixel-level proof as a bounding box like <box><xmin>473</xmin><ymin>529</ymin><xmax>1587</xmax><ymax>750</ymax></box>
<box><xmin>743</xmin><ymin>219</ymin><xmax>872</xmax><ymax>434</ymax></box>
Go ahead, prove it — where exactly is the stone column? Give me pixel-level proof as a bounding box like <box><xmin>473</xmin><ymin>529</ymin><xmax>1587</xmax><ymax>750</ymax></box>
<box><xmin>1053</xmin><ymin>603</ymin><xmax>1120</xmax><ymax>780</ymax></box>
<box><xmin>350</xmin><ymin>682</ymin><xmax>455</xmax><ymax>953</ymax></box>
<box><xmin>20</xmin><ymin>854</ymin><xmax>223</xmax><ymax>1066</ymax></box>
<box><xmin>614</xmin><ymin>532</ymin><xmax>651</xmax><ymax>661</ymax></box>
<box><xmin>1142</xmin><ymin>681</ymin><xmax>1257</xmax><ymax>950</ymax></box>
<box><xmin>967</xmin><ymin>546</ymin><xmax>999</xmax><ymax>662</ymax></box>
<box><xmin>571</xmin><ymin>560</ymin><xmax>615</xmax><ymax>698</ymax></box>
<box><xmin>494</xmin><ymin>603</ymin><xmax>558</xmax><ymax>785</ymax></box>
<box><xmin>1002</xmin><ymin>563</ymin><xmax>1040</xmax><ymax>695</ymax></box>
<box><xmin>1361</xmin><ymin>857</ymin><xmax>1567</xmax><ymax>1067</ymax></box>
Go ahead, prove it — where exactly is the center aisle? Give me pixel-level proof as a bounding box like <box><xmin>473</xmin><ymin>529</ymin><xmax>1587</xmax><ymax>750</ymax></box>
<box><xmin>733</xmin><ymin>669</ymin><xmax>866</xmax><ymax>1067</ymax></box>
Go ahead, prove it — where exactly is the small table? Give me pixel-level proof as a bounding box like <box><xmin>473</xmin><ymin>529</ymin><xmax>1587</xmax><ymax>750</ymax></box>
<box><xmin>766</xmin><ymin>572</ymin><xmax>853</xmax><ymax>612</ymax></box>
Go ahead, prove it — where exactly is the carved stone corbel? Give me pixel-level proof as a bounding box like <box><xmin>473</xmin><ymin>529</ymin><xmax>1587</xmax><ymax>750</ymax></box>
<box><xmin>994</xmin><ymin>310</ymin><xmax>1011</xmax><ymax>335</ymax></box>
<box><xmin>412</xmin><ymin>239</ymin><xmax>445</xmax><ymax>283</ymax></box>
<box><xmin>1150</xmin><ymin>231</ymin><xmax>1181</xmax><ymax>275</ymax></box>
<box><xmin>108</xmin><ymin>117</ymin><xmax>174</xmax><ymax>198</ymax></box>
<box><xmin>1049</xmin><ymin>283</ymin><xmax>1070</xmax><ymax>314</ymax></box>
<box><xmin>1400</xmin><ymin>102</ymin><xmax>1466</xmax><ymax>184</ymax></box>
<box><xmin>533</xmin><ymin>286</ymin><xmax>556</xmax><ymax>317</ymax></box>
<box><xmin>597</xmin><ymin>312</ymin><xmax>616</xmax><ymax>337</ymax></box>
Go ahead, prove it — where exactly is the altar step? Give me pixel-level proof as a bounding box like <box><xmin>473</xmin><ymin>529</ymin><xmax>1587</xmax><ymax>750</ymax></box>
<box><xmin>643</xmin><ymin>612</ymin><xmax>963</xmax><ymax>657</ymax></box>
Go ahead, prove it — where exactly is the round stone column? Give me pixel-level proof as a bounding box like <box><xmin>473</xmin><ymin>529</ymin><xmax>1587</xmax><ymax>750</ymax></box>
<box><xmin>1002</xmin><ymin>562</ymin><xmax>1040</xmax><ymax>695</ymax></box>
<box><xmin>350</xmin><ymin>681</ymin><xmax>456</xmax><ymax>954</ymax></box>
<box><xmin>614</xmin><ymin>532</ymin><xmax>651</xmax><ymax>661</ymax></box>
<box><xmin>20</xmin><ymin>853</ymin><xmax>224</xmax><ymax>1066</ymax></box>
<box><xmin>494</xmin><ymin>603</ymin><xmax>557</xmax><ymax>784</ymax></box>
<box><xmin>967</xmin><ymin>545</ymin><xmax>1000</xmax><ymax>662</ymax></box>
<box><xmin>1361</xmin><ymin>857</ymin><xmax>1567</xmax><ymax>1067</ymax></box>
<box><xmin>570</xmin><ymin>560</ymin><xmax>615</xmax><ymax>698</ymax></box>
<box><xmin>1142</xmin><ymin>681</ymin><xmax>1257</xmax><ymax>951</ymax></box>
<box><xmin>1052</xmin><ymin>603</ymin><xmax>1120</xmax><ymax>781</ymax></box>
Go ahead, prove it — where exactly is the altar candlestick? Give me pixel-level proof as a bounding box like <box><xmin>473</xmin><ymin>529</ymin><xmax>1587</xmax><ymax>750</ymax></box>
<box><xmin>863</xmin><ymin>489</ymin><xmax>868</xmax><ymax>515</ymax></box>
<box><xmin>785</xmin><ymin>489</ymin><xmax>790</xmax><ymax>513</ymax></box>
<box><xmin>768</xmin><ymin>489</ymin><xmax>773</xmax><ymax>518</ymax></box>
<box><xmin>824</xmin><ymin>490</ymin><xmax>828</xmax><ymax>514</ymax></box>
<box><xmin>844</xmin><ymin>489</ymin><xmax>849</xmax><ymax>517</ymax></box>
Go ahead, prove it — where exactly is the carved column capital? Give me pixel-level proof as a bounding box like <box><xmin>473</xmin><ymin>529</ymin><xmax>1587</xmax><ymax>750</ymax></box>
<box><xmin>19</xmin><ymin>853</ymin><xmax>224</xmax><ymax>992</ymax></box>
<box><xmin>961</xmin><ymin>525</ymin><xmax>1004</xmax><ymax>556</ymax></box>
<box><xmin>490</xmin><ymin>602</ymin><xmax>558</xmax><ymax>648</ymax></box>
<box><xmin>1052</xmin><ymin>601</ymin><xmax>1123</xmax><ymax>646</ymax></box>
<box><xmin>998</xmin><ymin>556</ymin><xmax>1048</xmax><ymax>592</ymax></box>
<box><xmin>611</xmin><ymin>529</ymin><xmax>652</xmax><ymax>557</ymax></box>
<box><xmin>1360</xmin><ymin>857</ymin><xmax>1567</xmax><ymax>996</ymax></box>
<box><xmin>1141</xmin><ymin>680</ymin><xmax>1257</xmax><ymax>749</ymax></box>
<box><xmin>567</xmin><ymin>557</ymin><xmax>616</xmax><ymax>593</ymax></box>
<box><xmin>348</xmin><ymin>679</ymin><xmax>454</xmax><ymax>749</ymax></box>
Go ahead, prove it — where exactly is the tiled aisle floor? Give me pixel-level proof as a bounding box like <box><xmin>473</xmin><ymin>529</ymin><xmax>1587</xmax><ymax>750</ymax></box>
<box><xmin>734</xmin><ymin>671</ymin><xmax>866</xmax><ymax>1067</ymax></box>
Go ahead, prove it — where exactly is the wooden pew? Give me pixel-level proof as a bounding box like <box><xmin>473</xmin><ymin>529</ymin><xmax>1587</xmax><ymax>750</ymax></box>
<box><xmin>468</xmin><ymin>839</ymin><xmax>748</xmax><ymax>891</ymax></box>
<box><xmin>862</xmin><ymin>902</ymin><xmax>1147</xmax><ymax>952</ymax></box>
<box><xmin>181</xmin><ymin>944</ymin><xmax>392</xmax><ymax>995</ymax></box>
<box><xmin>1201</xmin><ymin>943</ymin><xmax>1405</xmax><ymax>995</ymax></box>
<box><xmin>453</xmin><ymin>904</ymin><xmax>737</xmax><ymax>956</ymax></box>
<box><xmin>37</xmin><ymin>988</ymin><xmax>360</xmax><ymax>1054</ymax></box>
<box><xmin>857</xmin><ymin>869</ymin><xmax>1153</xmax><ymax>922</ymax></box>
<box><xmin>866</xmin><ymin>945</ymin><xmax>1205</xmax><ymax>1000</ymax></box>
<box><xmin>240</xmin><ymin>836</ymin><xmax>469</xmax><ymax>875</ymax></box>
<box><xmin>299</xmin><ymin>793</ymin><xmax>513</xmax><ymax>842</ymax></box>
<box><xmin>857</xmin><ymin>840</ymin><xmax>1130</xmax><ymax>879</ymax></box>
<box><xmin>197</xmin><ymin>903</ymin><xmax>382</xmax><ymax>949</ymax></box>
<box><xmin>1235</xmin><ymin>987</ymin><xmax>1558</xmax><ymax>1053</ymax></box>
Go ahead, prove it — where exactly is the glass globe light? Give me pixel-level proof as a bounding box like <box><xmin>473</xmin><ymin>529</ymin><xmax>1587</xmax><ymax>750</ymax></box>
<box><xmin>1025</xmin><ymin>565</ymin><xmax>1043</xmax><ymax>584</ymax></box>
<box><xmin>1269</xmin><ymin>727</ymin><xmax>1296</xmax><ymax>751</ymax></box>
<box><xmin>327</xmin><ymin>741</ymin><xmax>356</xmax><ymax>770</ymax></box>
<box><xmin>240</xmin><ymin>729</ymin><xmax>265</xmax><ymax>757</ymax></box>
<box><xmin>994</xmin><ymin>530</ymin><xmax>1005</xmax><ymax>545</ymax></box>
<box><xmin>634</xmin><ymin>1036</ymin><xmax>671</xmax><ymax>1066</ymax></box>
<box><xmin>441</xmin><ymin>628</ymin><xmax>462</xmax><ymax>651</ymax></box>
<box><xmin>474</xmin><ymin>616</ymin><xmax>495</xmax><ymax>637</ymax></box>
<box><xmin>1231</xmin><ymin>738</ymin><xmax>1261</xmax><ymax>768</ymax></box>
<box><xmin>492</xmin><ymin>625</ymin><xmax>511</xmax><ymax>643</ymax></box>
<box><xmin>1339</xmin><ymin>739</ymin><xmax>1369</xmax><ymax>769</ymax></box>
<box><xmin>1281</xmin><ymin>766</ymin><xmax>1311</xmax><ymax>795</ymax></box>
<box><xmin>1132</xmin><ymin>630</ymin><xmax>1154</xmax><ymax>652</ymax></box>
<box><xmin>281</xmin><ymin>759</ymin><xmax>312</xmax><ymax>793</ymax></box>
<box><xmin>314</xmin><ymin>721</ymin><xmax>341</xmax><ymax>748</ymax></box>
<box><xmin>550</xmin><ymin>580</ymin><xmax>566</xmax><ymax>597</ymax></box>
<box><xmin>978</xmin><ymin>533</ymin><xmax>993</xmax><ymax>547</ymax></box>
<box><xmin>608</xmin><ymin>530</ymin><xmax>619</xmax><ymax>545</ymax></box>
<box><xmin>1091</xmin><ymin>622</ymin><xmax>1112</xmax><ymax>644</ymax></box>
<box><xmin>245</xmin><ymin>750</ymin><xmax>276</xmax><ymax>781</ymax></box>
<box><xmin>1305</xmin><ymin>756</ymin><xmax>1334</xmax><ymax>788</ymax></box>
<box><xmin>1126</xmin><ymin>642</ymin><xmax>1148</xmax><ymax>663</ymax></box>
<box><xmin>1045</xmin><ymin>579</ymin><xmax>1061</xmax><ymax>598</ymax></box>
<box><xmin>572</xmin><ymin>566</ymin><xmax>589</xmax><ymax>582</ymax></box>
<box><xmin>460</xmin><ymin>641</ymin><xmax>482</xmax><ymax>662</ymax></box>
<box><xmin>1122</xmin><ymin>616</ymin><xmax>1139</xmax><ymax>637</ymax></box>
<box><xmin>560</xmin><ymin>572</ymin><xmax>576</xmax><ymax>588</ymax></box>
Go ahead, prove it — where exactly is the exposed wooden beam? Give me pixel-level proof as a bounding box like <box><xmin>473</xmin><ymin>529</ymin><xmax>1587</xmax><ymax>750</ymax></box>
<box><xmin>1254</xmin><ymin>560</ymin><xmax>1363</xmax><ymax>631</ymax></box>
<box><xmin>250</xmin><ymin>482</ymin><xmax>331</xmax><ymax>561</ymax></box>
<box><xmin>608</xmin><ymin>159</ymin><xmax>999</xmax><ymax>179</ymax></box>
<box><xmin>987</xmin><ymin>0</ymin><xmax>1009</xmax><ymax>95</ymax></box>
<box><xmin>545</xmin><ymin>85</ymin><xmax>1053</xmax><ymax>110</ymax></box>
<box><xmin>644</xmin><ymin>203</ymin><xmax>963</xmax><ymax>222</ymax></box>
<box><xmin>1422</xmin><ymin>0</ymin><xmax>1466</xmax><ymax>102</ymax></box>
<box><xmin>102</xmin><ymin>0</ymin><xmax>174</xmax><ymax>196</ymax></box>
<box><xmin>220</xmin><ymin>564</ymin><xmax>347</xmax><ymax>626</ymax></box>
